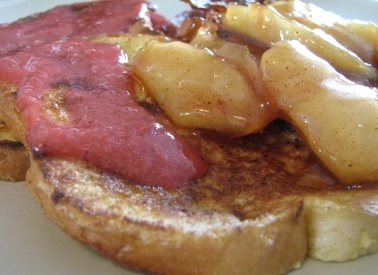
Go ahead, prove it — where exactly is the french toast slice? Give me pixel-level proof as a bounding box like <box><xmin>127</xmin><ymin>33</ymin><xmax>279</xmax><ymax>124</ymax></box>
<box><xmin>27</xmin><ymin>155</ymin><xmax>307</xmax><ymax>274</ymax></box>
<box><xmin>1</xmin><ymin>60</ymin><xmax>377</xmax><ymax>274</ymax></box>
<box><xmin>24</xmin><ymin>117</ymin><xmax>378</xmax><ymax>274</ymax></box>
<box><xmin>0</xmin><ymin>1</ymin><xmax>377</xmax><ymax>273</ymax></box>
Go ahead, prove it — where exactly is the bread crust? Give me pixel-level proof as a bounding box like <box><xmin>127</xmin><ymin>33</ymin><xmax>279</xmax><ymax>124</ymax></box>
<box><xmin>0</xmin><ymin>138</ymin><xmax>29</xmax><ymax>181</ymax></box>
<box><xmin>27</xmin><ymin>156</ymin><xmax>307</xmax><ymax>274</ymax></box>
<box><xmin>0</xmin><ymin>84</ymin><xmax>29</xmax><ymax>181</ymax></box>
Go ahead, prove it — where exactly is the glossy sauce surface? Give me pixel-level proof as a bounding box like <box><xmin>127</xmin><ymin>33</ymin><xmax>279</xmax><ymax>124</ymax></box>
<box><xmin>0</xmin><ymin>0</ymin><xmax>167</xmax><ymax>55</ymax></box>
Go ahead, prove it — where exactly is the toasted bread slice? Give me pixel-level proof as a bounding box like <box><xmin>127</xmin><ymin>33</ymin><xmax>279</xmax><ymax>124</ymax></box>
<box><xmin>0</xmin><ymin>32</ymin><xmax>377</xmax><ymax>274</ymax></box>
<box><xmin>25</xmin><ymin>120</ymin><xmax>377</xmax><ymax>274</ymax></box>
<box><xmin>27</xmin><ymin>155</ymin><xmax>307</xmax><ymax>274</ymax></box>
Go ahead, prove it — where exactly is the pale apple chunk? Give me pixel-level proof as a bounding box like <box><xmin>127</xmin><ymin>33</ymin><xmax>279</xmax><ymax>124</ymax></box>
<box><xmin>270</xmin><ymin>0</ymin><xmax>378</xmax><ymax>64</ymax></box>
<box><xmin>260</xmin><ymin>40</ymin><xmax>378</xmax><ymax>184</ymax></box>
<box><xmin>223</xmin><ymin>3</ymin><xmax>377</xmax><ymax>80</ymax></box>
<box><xmin>132</xmin><ymin>40</ymin><xmax>272</xmax><ymax>137</ymax></box>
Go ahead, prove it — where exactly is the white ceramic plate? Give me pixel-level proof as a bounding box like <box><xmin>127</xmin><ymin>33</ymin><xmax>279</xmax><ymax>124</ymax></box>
<box><xmin>0</xmin><ymin>0</ymin><xmax>377</xmax><ymax>274</ymax></box>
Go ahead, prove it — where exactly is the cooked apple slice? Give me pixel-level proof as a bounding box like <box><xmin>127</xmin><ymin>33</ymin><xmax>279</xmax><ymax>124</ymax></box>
<box><xmin>132</xmin><ymin>40</ymin><xmax>273</xmax><ymax>137</ymax></box>
<box><xmin>270</xmin><ymin>0</ymin><xmax>378</xmax><ymax>64</ymax></box>
<box><xmin>260</xmin><ymin>40</ymin><xmax>378</xmax><ymax>184</ymax></box>
<box><xmin>223</xmin><ymin>3</ymin><xmax>377</xmax><ymax>80</ymax></box>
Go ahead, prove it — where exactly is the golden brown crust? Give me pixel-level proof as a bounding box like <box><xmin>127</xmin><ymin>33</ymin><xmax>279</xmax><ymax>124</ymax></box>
<box><xmin>0</xmin><ymin>82</ymin><xmax>26</xmax><ymax>145</ymax></box>
<box><xmin>0</xmin><ymin>83</ymin><xmax>29</xmax><ymax>181</ymax></box>
<box><xmin>0</xmin><ymin>118</ymin><xmax>29</xmax><ymax>181</ymax></box>
<box><xmin>0</xmin><ymin>139</ymin><xmax>29</xmax><ymax>181</ymax></box>
<box><xmin>27</xmin><ymin>156</ymin><xmax>307</xmax><ymax>274</ymax></box>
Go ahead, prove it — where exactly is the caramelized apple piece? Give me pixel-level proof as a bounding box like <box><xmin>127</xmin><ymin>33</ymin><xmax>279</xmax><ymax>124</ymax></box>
<box><xmin>223</xmin><ymin>3</ymin><xmax>377</xmax><ymax>80</ymax></box>
<box><xmin>189</xmin><ymin>24</ymin><xmax>270</xmax><ymax>110</ymax></box>
<box><xmin>260</xmin><ymin>40</ymin><xmax>378</xmax><ymax>184</ymax></box>
<box><xmin>132</xmin><ymin>40</ymin><xmax>272</xmax><ymax>137</ymax></box>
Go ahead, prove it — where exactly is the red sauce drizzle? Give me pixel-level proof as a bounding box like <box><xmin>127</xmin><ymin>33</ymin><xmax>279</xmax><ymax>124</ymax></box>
<box><xmin>0</xmin><ymin>0</ymin><xmax>168</xmax><ymax>55</ymax></box>
<box><xmin>0</xmin><ymin>39</ymin><xmax>207</xmax><ymax>188</ymax></box>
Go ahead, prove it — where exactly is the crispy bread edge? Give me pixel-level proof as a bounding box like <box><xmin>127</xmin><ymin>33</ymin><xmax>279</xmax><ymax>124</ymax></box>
<box><xmin>0</xmin><ymin>140</ymin><xmax>29</xmax><ymax>181</ymax></box>
<box><xmin>0</xmin><ymin>83</ymin><xmax>29</xmax><ymax>181</ymax></box>
<box><xmin>27</xmin><ymin>156</ymin><xmax>307</xmax><ymax>275</ymax></box>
